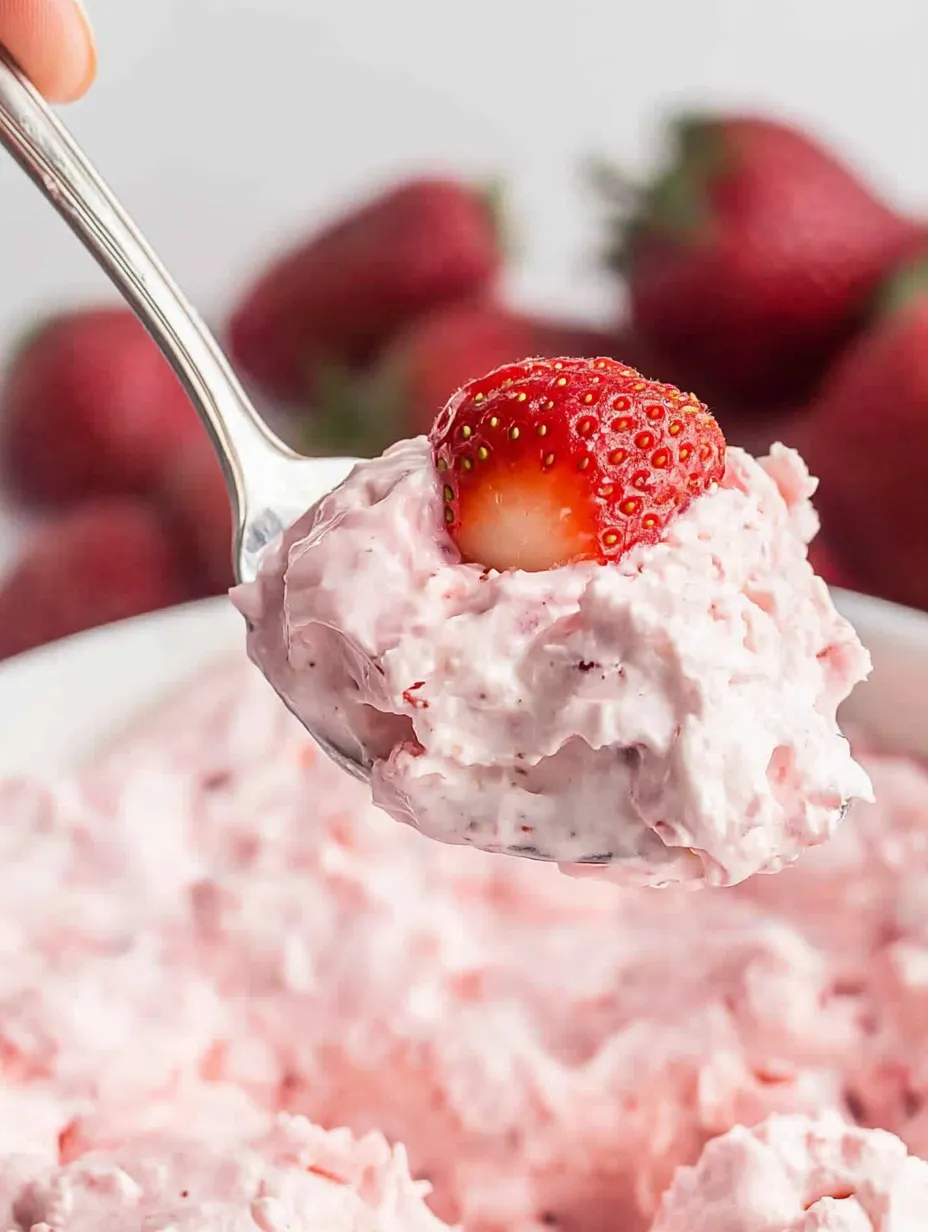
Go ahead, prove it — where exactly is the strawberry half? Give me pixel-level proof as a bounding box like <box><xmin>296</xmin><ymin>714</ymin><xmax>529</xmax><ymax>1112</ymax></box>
<box><xmin>430</xmin><ymin>357</ymin><xmax>726</xmax><ymax>572</ymax></box>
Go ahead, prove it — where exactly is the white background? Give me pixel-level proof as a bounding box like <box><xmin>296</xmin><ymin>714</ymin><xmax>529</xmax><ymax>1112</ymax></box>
<box><xmin>1</xmin><ymin>0</ymin><xmax>926</xmax><ymax>568</ymax></box>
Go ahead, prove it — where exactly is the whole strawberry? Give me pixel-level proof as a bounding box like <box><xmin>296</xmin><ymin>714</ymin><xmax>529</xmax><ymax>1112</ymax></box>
<box><xmin>0</xmin><ymin>308</ymin><xmax>200</xmax><ymax>507</ymax></box>
<box><xmin>799</xmin><ymin>253</ymin><xmax>928</xmax><ymax>611</ymax></box>
<box><xmin>306</xmin><ymin>302</ymin><xmax>626</xmax><ymax>457</ymax></box>
<box><xmin>228</xmin><ymin>177</ymin><xmax>502</xmax><ymax>405</ymax></box>
<box><xmin>0</xmin><ymin>499</ymin><xmax>189</xmax><ymax>661</ymax></box>
<box><xmin>610</xmin><ymin>115</ymin><xmax>923</xmax><ymax>405</ymax></box>
<box><xmin>430</xmin><ymin>356</ymin><xmax>726</xmax><ymax>572</ymax></box>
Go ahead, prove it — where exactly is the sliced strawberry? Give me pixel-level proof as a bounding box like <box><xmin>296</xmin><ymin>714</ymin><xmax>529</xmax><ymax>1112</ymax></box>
<box><xmin>430</xmin><ymin>357</ymin><xmax>726</xmax><ymax>572</ymax></box>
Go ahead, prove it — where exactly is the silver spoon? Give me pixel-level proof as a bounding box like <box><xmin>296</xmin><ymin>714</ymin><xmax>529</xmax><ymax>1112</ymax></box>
<box><xmin>0</xmin><ymin>46</ymin><xmax>376</xmax><ymax>785</ymax></box>
<box><xmin>0</xmin><ymin>48</ymin><xmax>851</xmax><ymax>868</ymax></box>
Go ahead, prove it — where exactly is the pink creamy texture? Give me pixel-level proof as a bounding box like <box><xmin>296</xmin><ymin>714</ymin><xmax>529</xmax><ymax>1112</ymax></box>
<box><xmin>6</xmin><ymin>1116</ymin><xmax>447</xmax><ymax>1232</ymax></box>
<box><xmin>1</xmin><ymin>662</ymin><xmax>928</xmax><ymax>1229</ymax></box>
<box><xmin>233</xmin><ymin>437</ymin><xmax>871</xmax><ymax>887</ymax></box>
<box><xmin>651</xmin><ymin>1113</ymin><xmax>928</xmax><ymax>1230</ymax></box>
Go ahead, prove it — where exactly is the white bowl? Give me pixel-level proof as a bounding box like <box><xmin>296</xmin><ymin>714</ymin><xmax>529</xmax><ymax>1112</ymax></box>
<box><xmin>0</xmin><ymin>586</ymin><xmax>925</xmax><ymax>780</ymax></box>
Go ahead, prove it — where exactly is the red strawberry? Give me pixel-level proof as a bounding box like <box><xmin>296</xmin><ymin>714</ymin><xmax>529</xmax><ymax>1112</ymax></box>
<box><xmin>609</xmin><ymin>115</ymin><xmax>924</xmax><ymax>405</ymax></box>
<box><xmin>229</xmin><ymin>177</ymin><xmax>502</xmax><ymax>405</ymax></box>
<box><xmin>430</xmin><ymin>357</ymin><xmax>726</xmax><ymax>572</ymax></box>
<box><xmin>305</xmin><ymin>302</ymin><xmax>628</xmax><ymax>457</ymax></box>
<box><xmin>0</xmin><ymin>499</ymin><xmax>190</xmax><ymax>661</ymax></box>
<box><xmin>799</xmin><ymin>252</ymin><xmax>928</xmax><ymax>611</ymax></box>
<box><xmin>0</xmin><ymin>308</ymin><xmax>200</xmax><ymax>507</ymax></box>
<box><xmin>157</xmin><ymin>431</ymin><xmax>234</xmax><ymax>596</ymax></box>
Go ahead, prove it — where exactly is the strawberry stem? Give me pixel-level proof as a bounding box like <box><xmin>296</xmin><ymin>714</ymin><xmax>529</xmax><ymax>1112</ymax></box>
<box><xmin>586</xmin><ymin>157</ymin><xmax>641</xmax><ymax>209</ymax></box>
<box><xmin>299</xmin><ymin>364</ymin><xmax>380</xmax><ymax>458</ymax></box>
<box><xmin>475</xmin><ymin>177</ymin><xmax>515</xmax><ymax>261</ymax></box>
<box><xmin>597</xmin><ymin>114</ymin><xmax>726</xmax><ymax>274</ymax></box>
<box><xmin>299</xmin><ymin>361</ymin><xmax>409</xmax><ymax>459</ymax></box>
<box><xmin>872</xmin><ymin>250</ymin><xmax>928</xmax><ymax>320</ymax></box>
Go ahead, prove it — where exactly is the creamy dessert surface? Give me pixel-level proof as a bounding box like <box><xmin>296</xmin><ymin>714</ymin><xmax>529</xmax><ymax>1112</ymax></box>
<box><xmin>235</xmin><ymin>440</ymin><xmax>871</xmax><ymax>887</ymax></box>
<box><xmin>0</xmin><ymin>658</ymin><xmax>925</xmax><ymax>1230</ymax></box>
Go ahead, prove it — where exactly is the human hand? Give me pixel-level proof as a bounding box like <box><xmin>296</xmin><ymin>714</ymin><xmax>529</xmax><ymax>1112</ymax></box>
<box><xmin>0</xmin><ymin>0</ymin><xmax>95</xmax><ymax>101</ymax></box>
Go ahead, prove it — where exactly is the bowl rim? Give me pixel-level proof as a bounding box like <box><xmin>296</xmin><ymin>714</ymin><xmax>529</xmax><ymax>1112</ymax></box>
<box><xmin>831</xmin><ymin>585</ymin><xmax>928</xmax><ymax>650</ymax></box>
<box><xmin>1</xmin><ymin>584</ymin><xmax>925</xmax><ymax>680</ymax></box>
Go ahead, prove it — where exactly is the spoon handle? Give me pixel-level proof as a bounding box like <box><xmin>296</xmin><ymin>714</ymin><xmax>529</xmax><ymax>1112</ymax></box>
<box><xmin>0</xmin><ymin>46</ymin><xmax>293</xmax><ymax>577</ymax></box>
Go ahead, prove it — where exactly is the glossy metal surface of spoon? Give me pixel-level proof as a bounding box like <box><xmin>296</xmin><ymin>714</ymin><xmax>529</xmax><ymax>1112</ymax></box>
<box><xmin>0</xmin><ymin>44</ymin><xmax>370</xmax><ymax>787</ymax></box>
<box><xmin>0</xmin><ymin>44</ymin><xmax>313</xmax><ymax>588</ymax></box>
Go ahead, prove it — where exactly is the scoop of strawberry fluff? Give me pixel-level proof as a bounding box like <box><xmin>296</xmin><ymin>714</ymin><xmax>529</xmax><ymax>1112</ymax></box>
<box><xmin>651</xmin><ymin>1113</ymin><xmax>928</xmax><ymax>1230</ymax></box>
<box><xmin>1</xmin><ymin>1115</ymin><xmax>450</xmax><ymax>1232</ymax></box>
<box><xmin>233</xmin><ymin>357</ymin><xmax>872</xmax><ymax>887</ymax></box>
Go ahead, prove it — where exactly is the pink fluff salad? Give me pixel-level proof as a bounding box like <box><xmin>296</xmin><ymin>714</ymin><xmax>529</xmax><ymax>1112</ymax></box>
<box><xmin>233</xmin><ymin>437</ymin><xmax>872</xmax><ymax>886</ymax></box>
<box><xmin>4</xmin><ymin>1118</ymin><xmax>446</xmax><ymax>1232</ymax></box>
<box><xmin>651</xmin><ymin>1114</ymin><xmax>928</xmax><ymax>1230</ymax></box>
<box><xmin>3</xmin><ymin>659</ymin><xmax>928</xmax><ymax>1231</ymax></box>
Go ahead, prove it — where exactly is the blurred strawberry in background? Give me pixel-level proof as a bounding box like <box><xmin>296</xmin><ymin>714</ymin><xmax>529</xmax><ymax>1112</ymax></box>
<box><xmin>0</xmin><ymin>309</ymin><xmax>202</xmax><ymax>506</ymax></box>
<box><xmin>603</xmin><ymin>115</ymin><xmax>924</xmax><ymax>410</ymax></box>
<box><xmin>3</xmin><ymin>112</ymin><xmax>928</xmax><ymax>660</ymax></box>
<box><xmin>796</xmin><ymin>251</ymin><xmax>928</xmax><ymax>612</ymax></box>
<box><xmin>0</xmin><ymin>307</ymin><xmax>235</xmax><ymax>657</ymax></box>
<box><xmin>228</xmin><ymin>176</ymin><xmax>503</xmax><ymax>406</ymax></box>
<box><xmin>0</xmin><ymin>500</ymin><xmax>188</xmax><ymax>661</ymax></box>
<box><xmin>806</xmin><ymin>537</ymin><xmax>862</xmax><ymax>594</ymax></box>
<box><xmin>157</xmin><ymin>434</ymin><xmax>234</xmax><ymax>597</ymax></box>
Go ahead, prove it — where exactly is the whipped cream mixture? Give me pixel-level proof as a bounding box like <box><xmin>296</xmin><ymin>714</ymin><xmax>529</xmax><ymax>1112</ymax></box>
<box><xmin>1</xmin><ymin>660</ymin><xmax>928</xmax><ymax>1230</ymax></box>
<box><xmin>235</xmin><ymin>439</ymin><xmax>871</xmax><ymax>886</ymax></box>
<box><xmin>651</xmin><ymin>1114</ymin><xmax>928</xmax><ymax>1230</ymax></box>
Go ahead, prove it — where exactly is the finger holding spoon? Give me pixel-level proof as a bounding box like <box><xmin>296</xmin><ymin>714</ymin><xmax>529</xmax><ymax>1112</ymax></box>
<box><xmin>0</xmin><ymin>0</ymin><xmax>95</xmax><ymax>102</ymax></box>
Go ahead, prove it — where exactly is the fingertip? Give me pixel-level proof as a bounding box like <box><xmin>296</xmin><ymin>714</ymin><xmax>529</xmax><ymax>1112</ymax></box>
<box><xmin>3</xmin><ymin>0</ymin><xmax>97</xmax><ymax>103</ymax></box>
<box><xmin>54</xmin><ymin>0</ymin><xmax>96</xmax><ymax>101</ymax></box>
